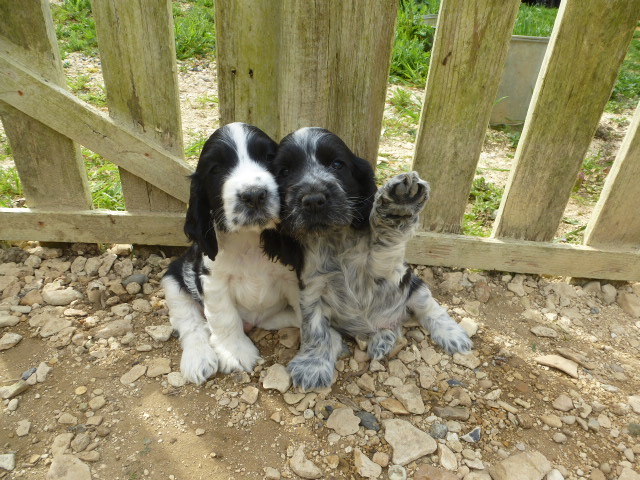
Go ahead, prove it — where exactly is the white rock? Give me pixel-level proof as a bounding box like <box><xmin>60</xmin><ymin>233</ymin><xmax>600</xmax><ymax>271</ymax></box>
<box><xmin>264</xmin><ymin>467</ymin><xmax>281</xmax><ymax>479</ymax></box>
<box><xmin>7</xmin><ymin>399</ymin><xmax>18</xmax><ymax>411</ymax></box>
<box><xmin>0</xmin><ymin>332</ymin><xmax>22</xmax><ymax>350</ymax></box>
<box><xmin>628</xmin><ymin>395</ymin><xmax>640</xmax><ymax>414</ymax></box>
<box><xmin>40</xmin><ymin>317</ymin><xmax>72</xmax><ymax>338</ymax></box>
<box><xmin>387</xmin><ymin>464</ymin><xmax>407</xmax><ymax>480</ymax></box>
<box><xmin>167</xmin><ymin>372</ymin><xmax>186</xmax><ymax>388</ymax></box>
<box><xmin>290</xmin><ymin>445</ymin><xmax>322</xmax><ymax>479</ymax></box>
<box><xmin>619</xmin><ymin>468</ymin><xmax>640</xmax><ymax>480</ymax></box>
<box><xmin>132</xmin><ymin>298</ymin><xmax>152</xmax><ymax>313</ymax></box>
<box><xmin>530</xmin><ymin>325</ymin><xmax>558</xmax><ymax>338</ymax></box>
<box><xmin>618</xmin><ymin>292</ymin><xmax>640</xmax><ymax>318</ymax></box>
<box><xmin>51</xmin><ymin>433</ymin><xmax>74</xmax><ymax>456</ymax></box>
<box><xmin>146</xmin><ymin>358</ymin><xmax>171</xmax><ymax>377</ymax></box>
<box><xmin>88</xmin><ymin>395</ymin><xmax>106</xmax><ymax>410</ymax></box>
<box><xmin>92</xmin><ymin>319</ymin><xmax>133</xmax><ymax>338</ymax></box>
<box><xmin>16</xmin><ymin>419</ymin><xmax>31</xmax><ymax>436</ymax></box>
<box><xmin>145</xmin><ymin>325</ymin><xmax>173</xmax><ymax>342</ymax></box>
<box><xmin>459</xmin><ymin>317</ymin><xmax>479</xmax><ymax>337</ymax></box>
<box><xmin>552</xmin><ymin>394</ymin><xmax>574</xmax><ymax>412</ymax></box>
<box><xmin>488</xmin><ymin>451</ymin><xmax>552</xmax><ymax>480</ymax></box>
<box><xmin>326</xmin><ymin>408</ymin><xmax>361</xmax><ymax>436</ymax></box>
<box><xmin>0</xmin><ymin>314</ymin><xmax>20</xmax><ymax>328</ymax></box>
<box><xmin>111</xmin><ymin>304</ymin><xmax>131</xmax><ymax>317</ymax></box>
<box><xmin>535</xmin><ymin>355</ymin><xmax>579</xmax><ymax>378</ymax></box>
<box><xmin>0</xmin><ymin>453</ymin><xmax>16</xmax><ymax>471</ymax></box>
<box><xmin>354</xmin><ymin>449</ymin><xmax>382</xmax><ymax>478</ymax></box>
<box><xmin>383</xmin><ymin>419</ymin><xmax>436</xmax><ymax>466</ymax></box>
<box><xmin>261</xmin><ymin>364</ymin><xmax>291</xmax><ymax>393</ymax></box>
<box><xmin>36</xmin><ymin>362</ymin><xmax>52</xmax><ymax>382</ymax></box>
<box><xmin>391</xmin><ymin>384</ymin><xmax>425</xmax><ymax>414</ymax></box>
<box><xmin>120</xmin><ymin>364</ymin><xmax>147</xmax><ymax>384</ymax></box>
<box><xmin>601</xmin><ymin>284</ymin><xmax>617</xmax><ymax>304</ymax></box>
<box><xmin>42</xmin><ymin>284</ymin><xmax>83</xmax><ymax>306</ymax></box>
<box><xmin>439</xmin><ymin>444</ymin><xmax>458</xmax><ymax>470</ymax></box>
<box><xmin>45</xmin><ymin>454</ymin><xmax>91</xmax><ymax>480</ymax></box>
<box><xmin>453</xmin><ymin>352</ymin><xmax>481</xmax><ymax>370</ymax></box>
<box><xmin>240</xmin><ymin>386</ymin><xmax>259</xmax><ymax>404</ymax></box>
<box><xmin>545</xmin><ymin>470</ymin><xmax>565</xmax><ymax>480</ymax></box>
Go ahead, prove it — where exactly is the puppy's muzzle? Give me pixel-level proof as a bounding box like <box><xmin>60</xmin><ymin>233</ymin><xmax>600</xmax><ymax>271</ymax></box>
<box><xmin>301</xmin><ymin>193</ymin><xmax>326</xmax><ymax>212</ymax></box>
<box><xmin>239</xmin><ymin>187</ymin><xmax>268</xmax><ymax>209</ymax></box>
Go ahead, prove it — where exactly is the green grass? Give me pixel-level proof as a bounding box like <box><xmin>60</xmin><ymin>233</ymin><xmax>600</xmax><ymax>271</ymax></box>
<box><xmin>463</xmin><ymin>177</ymin><xmax>503</xmax><ymax>237</ymax></box>
<box><xmin>0</xmin><ymin>167</ymin><xmax>23</xmax><ymax>208</ymax></box>
<box><xmin>52</xmin><ymin>0</ymin><xmax>98</xmax><ymax>57</ymax></box>
<box><xmin>173</xmin><ymin>0</ymin><xmax>216</xmax><ymax>60</ymax></box>
<box><xmin>83</xmin><ymin>150</ymin><xmax>124</xmax><ymax>211</ymax></box>
<box><xmin>608</xmin><ymin>30</ymin><xmax>640</xmax><ymax>112</ymax></box>
<box><xmin>513</xmin><ymin>4</ymin><xmax>558</xmax><ymax>37</ymax></box>
<box><xmin>67</xmin><ymin>74</ymin><xmax>107</xmax><ymax>107</ymax></box>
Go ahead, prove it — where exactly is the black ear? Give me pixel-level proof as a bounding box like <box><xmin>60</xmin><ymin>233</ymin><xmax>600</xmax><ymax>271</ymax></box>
<box><xmin>184</xmin><ymin>172</ymin><xmax>218</xmax><ymax>261</ymax></box>
<box><xmin>260</xmin><ymin>229</ymin><xmax>304</xmax><ymax>278</ymax></box>
<box><xmin>351</xmin><ymin>156</ymin><xmax>378</xmax><ymax>229</ymax></box>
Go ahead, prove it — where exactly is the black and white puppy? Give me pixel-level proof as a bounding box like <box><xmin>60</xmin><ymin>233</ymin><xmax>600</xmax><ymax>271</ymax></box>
<box><xmin>268</xmin><ymin>127</ymin><xmax>472</xmax><ymax>390</ymax></box>
<box><xmin>162</xmin><ymin>122</ymin><xmax>301</xmax><ymax>384</ymax></box>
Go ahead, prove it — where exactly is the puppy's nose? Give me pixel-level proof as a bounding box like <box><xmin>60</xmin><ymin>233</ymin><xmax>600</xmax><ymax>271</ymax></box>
<box><xmin>301</xmin><ymin>193</ymin><xmax>326</xmax><ymax>211</ymax></box>
<box><xmin>240</xmin><ymin>188</ymin><xmax>267</xmax><ymax>208</ymax></box>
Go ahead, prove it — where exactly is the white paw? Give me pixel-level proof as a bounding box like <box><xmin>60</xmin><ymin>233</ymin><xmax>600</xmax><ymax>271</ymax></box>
<box><xmin>429</xmin><ymin>313</ymin><xmax>473</xmax><ymax>355</ymax></box>
<box><xmin>213</xmin><ymin>335</ymin><xmax>261</xmax><ymax>374</ymax></box>
<box><xmin>180</xmin><ymin>341</ymin><xmax>219</xmax><ymax>385</ymax></box>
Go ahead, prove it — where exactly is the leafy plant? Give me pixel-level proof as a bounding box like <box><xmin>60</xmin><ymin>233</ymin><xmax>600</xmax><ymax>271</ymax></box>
<box><xmin>173</xmin><ymin>0</ymin><xmax>217</xmax><ymax>60</ymax></box>
<box><xmin>463</xmin><ymin>177</ymin><xmax>504</xmax><ymax>237</ymax></box>
<box><xmin>83</xmin><ymin>149</ymin><xmax>124</xmax><ymax>211</ymax></box>
<box><xmin>608</xmin><ymin>30</ymin><xmax>640</xmax><ymax>112</ymax></box>
<box><xmin>513</xmin><ymin>4</ymin><xmax>558</xmax><ymax>37</ymax></box>
<box><xmin>0</xmin><ymin>167</ymin><xmax>23</xmax><ymax>208</ymax></box>
<box><xmin>51</xmin><ymin>0</ymin><xmax>98</xmax><ymax>57</ymax></box>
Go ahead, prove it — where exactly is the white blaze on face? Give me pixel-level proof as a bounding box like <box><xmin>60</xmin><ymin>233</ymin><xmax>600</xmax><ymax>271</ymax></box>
<box><xmin>221</xmin><ymin>123</ymin><xmax>280</xmax><ymax>231</ymax></box>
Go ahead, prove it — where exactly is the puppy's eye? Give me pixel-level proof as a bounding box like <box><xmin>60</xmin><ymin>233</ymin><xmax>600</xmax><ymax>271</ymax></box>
<box><xmin>330</xmin><ymin>160</ymin><xmax>344</xmax><ymax>170</ymax></box>
<box><xmin>279</xmin><ymin>168</ymin><xmax>289</xmax><ymax>177</ymax></box>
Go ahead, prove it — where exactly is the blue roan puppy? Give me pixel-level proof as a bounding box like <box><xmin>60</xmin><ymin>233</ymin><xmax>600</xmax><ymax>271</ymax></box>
<box><xmin>266</xmin><ymin>127</ymin><xmax>472</xmax><ymax>390</ymax></box>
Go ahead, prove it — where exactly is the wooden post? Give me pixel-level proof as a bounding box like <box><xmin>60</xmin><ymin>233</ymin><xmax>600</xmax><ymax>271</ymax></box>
<box><xmin>584</xmin><ymin>102</ymin><xmax>640</xmax><ymax>250</ymax></box>
<box><xmin>492</xmin><ymin>0</ymin><xmax>640</xmax><ymax>242</ymax></box>
<box><xmin>92</xmin><ymin>0</ymin><xmax>185</xmax><ymax>213</ymax></box>
<box><xmin>0</xmin><ymin>0</ymin><xmax>91</xmax><ymax>210</ymax></box>
<box><xmin>412</xmin><ymin>0</ymin><xmax>520</xmax><ymax>233</ymax></box>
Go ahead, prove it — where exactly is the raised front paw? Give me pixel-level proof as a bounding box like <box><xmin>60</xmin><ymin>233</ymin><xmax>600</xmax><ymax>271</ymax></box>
<box><xmin>379</xmin><ymin>172</ymin><xmax>430</xmax><ymax>216</ymax></box>
<box><xmin>288</xmin><ymin>352</ymin><xmax>336</xmax><ymax>391</ymax></box>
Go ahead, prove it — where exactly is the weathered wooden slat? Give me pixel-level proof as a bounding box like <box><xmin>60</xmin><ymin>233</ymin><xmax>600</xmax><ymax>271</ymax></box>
<box><xmin>493</xmin><ymin>0</ymin><xmax>640</xmax><ymax>242</ymax></box>
<box><xmin>406</xmin><ymin>232</ymin><xmax>640</xmax><ymax>282</ymax></box>
<box><xmin>0</xmin><ymin>208</ymin><xmax>188</xmax><ymax>246</ymax></box>
<box><xmin>328</xmin><ymin>0</ymin><xmax>397</xmax><ymax>164</ymax></box>
<box><xmin>216</xmin><ymin>0</ymin><xmax>281</xmax><ymax>139</ymax></box>
<box><xmin>412</xmin><ymin>0</ymin><xmax>520</xmax><ymax>233</ymax></box>
<box><xmin>0</xmin><ymin>0</ymin><xmax>91</xmax><ymax>210</ymax></box>
<box><xmin>584</xmin><ymin>102</ymin><xmax>640</xmax><ymax>250</ymax></box>
<box><xmin>0</xmin><ymin>47</ymin><xmax>191</xmax><ymax>203</ymax></box>
<box><xmin>93</xmin><ymin>0</ymin><xmax>185</xmax><ymax>213</ymax></box>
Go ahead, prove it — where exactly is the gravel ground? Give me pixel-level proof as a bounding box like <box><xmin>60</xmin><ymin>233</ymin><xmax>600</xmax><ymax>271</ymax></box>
<box><xmin>1</xmin><ymin>242</ymin><xmax>640</xmax><ymax>480</ymax></box>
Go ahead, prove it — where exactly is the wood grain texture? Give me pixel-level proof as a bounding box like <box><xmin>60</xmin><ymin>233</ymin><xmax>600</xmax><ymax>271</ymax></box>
<box><xmin>493</xmin><ymin>0</ymin><xmax>640</xmax><ymax>242</ymax></box>
<box><xmin>0</xmin><ymin>0</ymin><xmax>91</xmax><ymax>210</ymax></box>
<box><xmin>412</xmin><ymin>0</ymin><xmax>520</xmax><ymax>233</ymax></box>
<box><xmin>0</xmin><ymin>208</ymin><xmax>188</xmax><ymax>246</ymax></box>
<box><xmin>584</xmin><ymin>102</ymin><xmax>640</xmax><ymax>250</ymax></box>
<box><xmin>0</xmin><ymin>47</ymin><xmax>192</xmax><ymax>203</ymax></box>
<box><xmin>93</xmin><ymin>0</ymin><xmax>185</xmax><ymax>213</ymax></box>
<box><xmin>406</xmin><ymin>232</ymin><xmax>640</xmax><ymax>282</ymax></box>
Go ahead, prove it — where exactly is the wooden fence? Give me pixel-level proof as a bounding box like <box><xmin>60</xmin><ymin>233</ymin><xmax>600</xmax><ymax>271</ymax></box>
<box><xmin>0</xmin><ymin>0</ymin><xmax>639</xmax><ymax>282</ymax></box>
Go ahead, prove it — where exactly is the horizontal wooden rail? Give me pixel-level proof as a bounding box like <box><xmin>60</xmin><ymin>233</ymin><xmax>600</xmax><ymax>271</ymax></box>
<box><xmin>0</xmin><ymin>208</ymin><xmax>188</xmax><ymax>246</ymax></box>
<box><xmin>406</xmin><ymin>232</ymin><xmax>640</xmax><ymax>282</ymax></box>
<box><xmin>0</xmin><ymin>42</ymin><xmax>192</xmax><ymax>204</ymax></box>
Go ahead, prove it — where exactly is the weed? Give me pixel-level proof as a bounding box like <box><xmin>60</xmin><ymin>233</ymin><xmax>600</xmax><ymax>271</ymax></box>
<box><xmin>389</xmin><ymin>88</ymin><xmax>422</xmax><ymax>123</ymax></box>
<box><xmin>67</xmin><ymin>75</ymin><xmax>107</xmax><ymax>107</ymax></box>
<box><xmin>573</xmin><ymin>150</ymin><xmax>612</xmax><ymax>199</ymax></box>
<box><xmin>173</xmin><ymin>0</ymin><xmax>217</xmax><ymax>60</ymax></box>
<box><xmin>608</xmin><ymin>30</ymin><xmax>640</xmax><ymax>112</ymax></box>
<box><xmin>184</xmin><ymin>134</ymin><xmax>210</xmax><ymax>159</ymax></box>
<box><xmin>0</xmin><ymin>167</ymin><xmax>23</xmax><ymax>208</ymax></box>
<box><xmin>463</xmin><ymin>177</ymin><xmax>503</xmax><ymax>237</ymax></box>
<box><xmin>513</xmin><ymin>4</ymin><xmax>558</xmax><ymax>37</ymax></box>
<box><xmin>83</xmin><ymin>149</ymin><xmax>124</xmax><ymax>211</ymax></box>
<box><xmin>51</xmin><ymin>0</ymin><xmax>98</xmax><ymax>57</ymax></box>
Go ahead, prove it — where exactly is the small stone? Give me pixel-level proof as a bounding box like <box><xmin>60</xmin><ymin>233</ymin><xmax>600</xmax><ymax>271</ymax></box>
<box><xmin>120</xmin><ymin>364</ymin><xmax>147</xmax><ymax>384</ymax></box>
<box><xmin>601</xmin><ymin>284</ymin><xmax>617</xmax><ymax>304</ymax></box>
<box><xmin>125</xmin><ymin>282</ymin><xmax>141</xmax><ymax>294</ymax></box>
<box><xmin>89</xmin><ymin>395</ymin><xmax>106</xmax><ymax>410</ymax></box>
<box><xmin>461</xmin><ymin>426</ymin><xmax>482</xmax><ymax>443</ymax></box>
<box><xmin>459</xmin><ymin>317</ymin><xmax>479</xmax><ymax>337</ymax></box>
<box><xmin>326</xmin><ymin>408</ymin><xmax>361</xmax><ymax>436</ymax></box>
<box><xmin>0</xmin><ymin>332</ymin><xmax>22</xmax><ymax>350</ymax></box>
<box><xmin>264</xmin><ymin>467</ymin><xmax>281</xmax><ymax>480</ymax></box>
<box><xmin>195</xmin><ymin>428</ymin><xmax>205</xmax><ymax>436</ymax></box>
<box><xmin>372</xmin><ymin>452</ymin><xmax>389</xmax><ymax>468</ymax></box>
<box><xmin>71</xmin><ymin>433</ymin><xmax>91</xmax><ymax>452</ymax></box>
<box><xmin>145</xmin><ymin>325</ymin><xmax>173</xmax><ymax>342</ymax></box>
<box><xmin>391</xmin><ymin>384</ymin><xmax>425</xmax><ymax>414</ymax></box>
<box><xmin>546</xmin><ymin>470</ymin><xmax>565</xmax><ymax>480</ymax></box>
<box><xmin>488</xmin><ymin>451</ymin><xmax>552</xmax><ymax>480</ymax></box>
<box><xmin>241</xmin><ymin>386</ymin><xmax>259</xmax><ymax>404</ymax></box>
<box><xmin>453</xmin><ymin>352</ymin><xmax>480</xmax><ymax>369</ymax></box>
<box><xmin>76</xmin><ymin>450</ymin><xmax>100</xmax><ymax>462</ymax></box>
<box><xmin>617</xmin><ymin>292</ymin><xmax>640</xmax><ymax>318</ymax></box>
<box><xmin>530</xmin><ymin>325</ymin><xmax>558</xmax><ymax>338</ymax></box>
<box><xmin>618</xmin><ymin>468</ymin><xmax>640</xmax><ymax>480</ymax></box>
<box><xmin>552</xmin><ymin>394</ymin><xmax>574</xmax><ymax>412</ymax></box>
<box><xmin>439</xmin><ymin>444</ymin><xmax>458</xmax><ymax>470</ymax></box>
<box><xmin>132</xmin><ymin>298</ymin><xmax>152</xmax><ymax>313</ymax></box>
<box><xmin>36</xmin><ymin>362</ymin><xmax>52</xmax><ymax>382</ymax></box>
<box><xmin>0</xmin><ymin>380</ymin><xmax>30</xmax><ymax>399</ymax></box>
<box><xmin>7</xmin><ymin>398</ymin><xmax>19</xmax><ymax>411</ymax></box>
<box><xmin>552</xmin><ymin>432</ymin><xmax>567</xmax><ymax>443</ymax></box>
<box><xmin>432</xmin><ymin>406</ymin><xmax>470</xmax><ymax>421</ymax></box>
<box><xmin>167</xmin><ymin>372</ymin><xmax>186</xmax><ymax>388</ymax></box>
<box><xmin>387</xmin><ymin>465</ymin><xmax>407</xmax><ymax>480</ymax></box>
<box><xmin>42</xmin><ymin>285</ymin><xmax>83</xmax><ymax>306</ymax></box>
<box><xmin>92</xmin><ymin>319</ymin><xmax>133</xmax><ymax>339</ymax></box>
<box><xmin>0</xmin><ymin>453</ymin><xmax>16</xmax><ymax>471</ymax></box>
<box><xmin>290</xmin><ymin>445</ymin><xmax>322</xmax><ymax>479</ymax></box>
<box><xmin>383</xmin><ymin>418</ymin><xmax>437</xmax><ymax>466</ymax></box>
<box><xmin>430</xmin><ymin>423</ymin><xmax>449</xmax><ymax>439</ymax></box>
<box><xmin>46</xmin><ymin>454</ymin><xmax>91</xmax><ymax>480</ymax></box>
<box><xmin>0</xmin><ymin>314</ymin><xmax>20</xmax><ymax>328</ymax></box>
<box><xmin>356</xmin><ymin>411</ymin><xmax>380</xmax><ymax>431</ymax></box>
<box><xmin>16</xmin><ymin>419</ymin><xmax>31</xmax><ymax>436</ymax></box>
<box><xmin>51</xmin><ymin>433</ymin><xmax>74</xmax><ymax>457</ymax></box>
<box><xmin>278</xmin><ymin>327</ymin><xmax>300</xmax><ymax>349</ymax></box>
<box><xmin>58</xmin><ymin>412</ymin><xmax>78</xmax><ymax>425</ymax></box>
<box><xmin>261</xmin><ymin>364</ymin><xmax>291</xmax><ymax>393</ymax></box>
<box><xmin>535</xmin><ymin>355</ymin><xmax>579</xmax><ymax>378</ymax></box>
<box><xmin>628</xmin><ymin>395</ymin><xmax>640</xmax><ymax>414</ymax></box>
<box><xmin>111</xmin><ymin>304</ymin><xmax>130</xmax><ymax>317</ymax></box>
<box><xmin>541</xmin><ymin>414</ymin><xmax>563</xmax><ymax>428</ymax></box>
<box><xmin>354</xmin><ymin>449</ymin><xmax>382</xmax><ymax>478</ymax></box>
<box><xmin>146</xmin><ymin>358</ymin><xmax>171</xmax><ymax>377</ymax></box>
<box><xmin>379</xmin><ymin>398</ymin><xmax>410</xmax><ymax>415</ymax></box>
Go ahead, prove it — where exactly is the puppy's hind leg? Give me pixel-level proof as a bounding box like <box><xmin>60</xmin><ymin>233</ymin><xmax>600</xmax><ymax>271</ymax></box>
<box><xmin>406</xmin><ymin>276</ymin><xmax>472</xmax><ymax>355</ymax></box>
<box><xmin>162</xmin><ymin>276</ymin><xmax>219</xmax><ymax>384</ymax></box>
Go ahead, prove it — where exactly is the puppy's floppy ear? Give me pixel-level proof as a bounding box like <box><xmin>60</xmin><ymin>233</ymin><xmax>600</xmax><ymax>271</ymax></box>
<box><xmin>261</xmin><ymin>229</ymin><xmax>304</xmax><ymax>278</ymax></box>
<box><xmin>350</xmin><ymin>156</ymin><xmax>378</xmax><ymax>229</ymax></box>
<box><xmin>184</xmin><ymin>172</ymin><xmax>218</xmax><ymax>261</ymax></box>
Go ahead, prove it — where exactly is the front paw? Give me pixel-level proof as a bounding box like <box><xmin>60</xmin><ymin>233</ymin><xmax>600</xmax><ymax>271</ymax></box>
<box><xmin>288</xmin><ymin>352</ymin><xmax>335</xmax><ymax>390</ymax></box>
<box><xmin>429</xmin><ymin>313</ymin><xmax>473</xmax><ymax>355</ymax></box>
<box><xmin>367</xmin><ymin>329</ymin><xmax>397</xmax><ymax>360</ymax></box>
<box><xmin>213</xmin><ymin>335</ymin><xmax>261</xmax><ymax>374</ymax></box>
<box><xmin>379</xmin><ymin>172</ymin><xmax>430</xmax><ymax>216</ymax></box>
<box><xmin>180</xmin><ymin>341</ymin><xmax>219</xmax><ymax>385</ymax></box>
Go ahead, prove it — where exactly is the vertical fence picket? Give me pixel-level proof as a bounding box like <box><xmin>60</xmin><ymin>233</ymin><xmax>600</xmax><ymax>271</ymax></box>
<box><xmin>492</xmin><ymin>0</ymin><xmax>640</xmax><ymax>242</ymax></box>
<box><xmin>93</xmin><ymin>0</ymin><xmax>186</xmax><ymax>213</ymax></box>
<box><xmin>412</xmin><ymin>0</ymin><xmax>520</xmax><ymax>233</ymax></box>
<box><xmin>584</xmin><ymin>102</ymin><xmax>640</xmax><ymax>250</ymax></box>
<box><xmin>0</xmin><ymin>0</ymin><xmax>91</xmax><ymax>210</ymax></box>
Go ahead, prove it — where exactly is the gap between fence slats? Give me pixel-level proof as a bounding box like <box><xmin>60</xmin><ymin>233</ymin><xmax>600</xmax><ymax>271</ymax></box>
<box><xmin>412</xmin><ymin>0</ymin><xmax>520</xmax><ymax>234</ymax></box>
<box><xmin>492</xmin><ymin>0</ymin><xmax>640</xmax><ymax>242</ymax></box>
<box><xmin>0</xmin><ymin>0</ymin><xmax>91</xmax><ymax>210</ymax></box>
<box><xmin>93</xmin><ymin>0</ymin><xmax>185</xmax><ymax>213</ymax></box>
<box><xmin>0</xmin><ymin>48</ymin><xmax>191</xmax><ymax>204</ymax></box>
<box><xmin>584</xmin><ymin>101</ymin><xmax>640</xmax><ymax>250</ymax></box>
